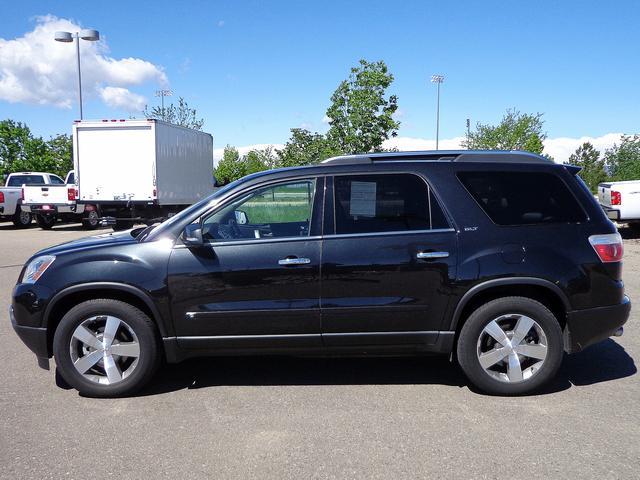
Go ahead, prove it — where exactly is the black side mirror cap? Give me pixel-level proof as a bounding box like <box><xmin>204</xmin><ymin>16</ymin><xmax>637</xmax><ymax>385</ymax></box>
<box><xmin>182</xmin><ymin>224</ymin><xmax>204</xmax><ymax>247</ymax></box>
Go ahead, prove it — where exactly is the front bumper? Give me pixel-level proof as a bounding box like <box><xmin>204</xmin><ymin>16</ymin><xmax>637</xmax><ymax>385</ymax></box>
<box><xmin>10</xmin><ymin>305</ymin><xmax>49</xmax><ymax>362</ymax></box>
<box><xmin>565</xmin><ymin>295</ymin><xmax>631</xmax><ymax>353</ymax></box>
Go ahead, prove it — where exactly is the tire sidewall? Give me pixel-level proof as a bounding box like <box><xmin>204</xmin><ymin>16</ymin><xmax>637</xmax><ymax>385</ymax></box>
<box><xmin>457</xmin><ymin>297</ymin><xmax>563</xmax><ymax>395</ymax></box>
<box><xmin>36</xmin><ymin>214</ymin><xmax>56</xmax><ymax>229</ymax></box>
<box><xmin>83</xmin><ymin>210</ymin><xmax>100</xmax><ymax>230</ymax></box>
<box><xmin>13</xmin><ymin>209</ymin><xmax>32</xmax><ymax>228</ymax></box>
<box><xmin>53</xmin><ymin>300</ymin><xmax>159</xmax><ymax>397</ymax></box>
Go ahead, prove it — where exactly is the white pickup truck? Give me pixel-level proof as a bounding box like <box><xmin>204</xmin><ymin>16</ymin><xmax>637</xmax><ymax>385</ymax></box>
<box><xmin>21</xmin><ymin>170</ymin><xmax>100</xmax><ymax>230</ymax></box>
<box><xmin>0</xmin><ymin>172</ymin><xmax>64</xmax><ymax>228</ymax></box>
<box><xmin>598</xmin><ymin>180</ymin><xmax>640</xmax><ymax>231</ymax></box>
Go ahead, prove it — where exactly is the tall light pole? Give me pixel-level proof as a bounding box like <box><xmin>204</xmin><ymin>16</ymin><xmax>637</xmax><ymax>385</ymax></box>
<box><xmin>431</xmin><ymin>74</ymin><xmax>444</xmax><ymax>150</ymax></box>
<box><xmin>55</xmin><ymin>29</ymin><xmax>100</xmax><ymax>120</ymax></box>
<box><xmin>155</xmin><ymin>89</ymin><xmax>173</xmax><ymax>119</ymax></box>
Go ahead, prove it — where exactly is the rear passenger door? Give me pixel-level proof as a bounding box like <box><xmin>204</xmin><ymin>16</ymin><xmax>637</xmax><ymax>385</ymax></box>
<box><xmin>321</xmin><ymin>172</ymin><xmax>458</xmax><ymax>347</ymax></box>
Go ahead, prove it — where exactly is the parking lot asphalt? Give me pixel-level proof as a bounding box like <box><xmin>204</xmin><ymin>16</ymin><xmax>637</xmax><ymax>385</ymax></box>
<box><xmin>0</xmin><ymin>221</ymin><xmax>638</xmax><ymax>480</ymax></box>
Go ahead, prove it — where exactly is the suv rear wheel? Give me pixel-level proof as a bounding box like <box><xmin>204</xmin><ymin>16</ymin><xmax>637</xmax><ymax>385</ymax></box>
<box><xmin>53</xmin><ymin>299</ymin><xmax>160</xmax><ymax>397</ymax></box>
<box><xmin>457</xmin><ymin>296</ymin><xmax>563</xmax><ymax>395</ymax></box>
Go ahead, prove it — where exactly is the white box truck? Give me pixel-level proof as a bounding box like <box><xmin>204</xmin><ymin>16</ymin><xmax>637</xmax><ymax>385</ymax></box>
<box><xmin>73</xmin><ymin>119</ymin><xmax>214</xmax><ymax>230</ymax></box>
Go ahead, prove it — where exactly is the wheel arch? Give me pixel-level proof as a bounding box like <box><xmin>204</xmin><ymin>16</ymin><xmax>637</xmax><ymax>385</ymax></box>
<box><xmin>450</xmin><ymin>278</ymin><xmax>571</xmax><ymax>334</ymax></box>
<box><xmin>43</xmin><ymin>282</ymin><xmax>167</xmax><ymax>356</ymax></box>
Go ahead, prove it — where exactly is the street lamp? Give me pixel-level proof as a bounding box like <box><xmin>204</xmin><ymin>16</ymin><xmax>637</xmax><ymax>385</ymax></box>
<box><xmin>431</xmin><ymin>74</ymin><xmax>444</xmax><ymax>150</ymax></box>
<box><xmin>54</xmin><ymin>29</ymin><xmax>100</xmax><ymax>120</ymax></box>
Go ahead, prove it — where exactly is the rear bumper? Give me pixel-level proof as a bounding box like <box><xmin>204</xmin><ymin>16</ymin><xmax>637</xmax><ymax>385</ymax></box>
<box><xmin>565</xmin><ymin>296</ymin><xmax>631</xmax><ymax>353</ymax></box>
<box><xmin>601</xmin><ymin>206</ymin><xmax>620</xmax><ymax>221</ymax></box>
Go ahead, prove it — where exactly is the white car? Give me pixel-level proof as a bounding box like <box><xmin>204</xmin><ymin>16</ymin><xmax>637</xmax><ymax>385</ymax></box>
<box><xmin>598</xmin><ymin>180</ymin><xmax>640</xmax><ymax>230</ymax></box>
<box><xmin>0</xmin><ymin>172</ymin><xmax>62</xmax><ymax>228</ymax></box>
<box><xmin>21</xmin><ymin>170</ymin><xmax>100</xmax><ymax>230</ymax></box>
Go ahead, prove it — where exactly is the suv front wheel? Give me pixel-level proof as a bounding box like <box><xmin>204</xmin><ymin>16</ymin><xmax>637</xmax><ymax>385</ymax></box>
<box><xmin>457</xmin><ymin>296</ymin><xmax>563</xmax><ymax>395</ymax></box>
<box><xmin>53</xmin><ymin>299</ymin><xmax>160</xmax><ymax>397</ymax></box>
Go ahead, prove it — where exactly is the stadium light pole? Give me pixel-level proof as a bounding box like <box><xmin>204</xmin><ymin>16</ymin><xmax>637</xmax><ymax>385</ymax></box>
<box><xmin>155</xmin><ymin>90</ymin><xmax>173</xmax><ymax>118</ymax></box>
<box><xmin>54</xmin><ymin>29</ymin><xmax>100</xmax><ymax>120</ymax></box>
<box><xmin>431</xmin><ymin>74</ymin><xmax>444</xmax><ymax>150</ymax></box>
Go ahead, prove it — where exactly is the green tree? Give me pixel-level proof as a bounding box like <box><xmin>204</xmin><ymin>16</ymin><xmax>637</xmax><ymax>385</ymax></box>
<box><xmin>276</xmin><ymin>128</ymin><xmax>341</xmax><ymax>167</ymax></box>
<box><xmin>0</xmin><ymin>120</ymin><xmax>31</xmax><ymax>177</ymax></box>
<box><xmin>0</xmin><ymin>120</ymin><xmax>73</xmax><ymax>180</ymax></box>
<box><xmin>567</xmin><ymin>142</ymin><xmax>607</xmax><ymax>192</ymax></box>
<box><xmin>462</xmin><ymin>109</ymin><xmax>547</xmax><ymax>154</ymax></box>
<box><xmin>143</xmin><ymin>96</ymin><xmax>204</xmax><ymax>131</ymax></box>
<box><xmin>604</xmin><ymin>135</ymin><xmax>640</xmax><ymax>181</ymax></box>
<box><xmin>326</xmin><ymin>59</ymin><xmax>399</xmax><ymax>154</ymax></box>
<box><xmin>214</xmin><ymin>145</ymin><xmax>244</xmax><ymax>185</ymax></box>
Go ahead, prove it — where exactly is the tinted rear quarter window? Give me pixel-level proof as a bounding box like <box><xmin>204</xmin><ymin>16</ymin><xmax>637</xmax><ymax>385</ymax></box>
<box><xmin>458</xmin><ymin>171</ymin><xmax>587</xmax><ymax>225</ymax></box>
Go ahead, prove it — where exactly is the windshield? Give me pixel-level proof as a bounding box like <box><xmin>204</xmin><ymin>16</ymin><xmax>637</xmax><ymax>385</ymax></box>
<box><xmin>7</xmin><ymin>175</ymin><xmax>45</xmax><ymax>187</ymax></box>
<box><xmin>143</xmin><ymin>180</ymin><xmax>243</xmax><ymax>242</ymax></box>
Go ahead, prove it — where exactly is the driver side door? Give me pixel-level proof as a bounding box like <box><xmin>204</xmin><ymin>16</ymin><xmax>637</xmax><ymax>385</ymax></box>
<box><xmin>167</xmin><ymin>177</ymin><xmax>324</xmax><ymax>351</ymax></box>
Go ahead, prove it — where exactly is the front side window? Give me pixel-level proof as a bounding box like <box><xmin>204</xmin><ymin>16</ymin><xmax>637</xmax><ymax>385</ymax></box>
<box><xmin>458</xmin><ymin>171</ymin><xmax>587</xmax><ymax>225</ymax></box>
<box><xmin>202</xmin><ymin>179</ymin><xmax>316</xmax><ymax>241</ymax></box>
<box><xmin>333</xmin><ymin>173</ymin><xmax>449</xmax><ymax>234</ymax></box>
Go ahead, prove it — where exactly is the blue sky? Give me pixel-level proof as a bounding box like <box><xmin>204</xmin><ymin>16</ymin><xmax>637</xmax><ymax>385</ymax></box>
<box><xmin>1</xmin><ymin>0</ymin><xmax>638</xmax><ymax>160</ymax></box>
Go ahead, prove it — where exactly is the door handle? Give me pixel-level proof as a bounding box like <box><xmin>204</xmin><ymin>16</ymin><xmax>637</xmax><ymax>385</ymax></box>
<box><xmin>278</xmin><ymin>257</ymin><xmax>311</xmax><ymax>266</ymax></box>
<box><xmin>416</xmin><ymin>251</ymin><xmax>449</xmax><ymax>260</ymax></box>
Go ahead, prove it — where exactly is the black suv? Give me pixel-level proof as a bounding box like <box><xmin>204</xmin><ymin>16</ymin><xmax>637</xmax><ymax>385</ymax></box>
<box><xmin>11</xmin><ymin>150</ymin><xmax>630</xmax><ymax>397</ymax></box>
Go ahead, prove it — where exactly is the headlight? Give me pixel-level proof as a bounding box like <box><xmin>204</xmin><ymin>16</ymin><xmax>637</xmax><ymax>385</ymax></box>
<box><xmin>22</xmin><ymin>255</ymin><xmax>56</xmax><ymax>284</ymax></box>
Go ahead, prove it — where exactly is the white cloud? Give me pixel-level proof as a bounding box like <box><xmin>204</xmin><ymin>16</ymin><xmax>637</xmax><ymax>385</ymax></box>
<box><xmin>322</xmin><ymin>115</ymin><xmax>331</xmax><ymax>124</ymax></box>
<box><xmin>99</xmin><ymin>86</ymin><xmax>146</xmax><ymax>112</ymax></box>
<box><xmin>0</xmin><ymin>15</ymin><xmax>167</xmax><ymax>112</ymax></box>
<box><xmin>542</xmin><ymin>133</ymin><xmax>621</xmax><ymax>162</ymax></box>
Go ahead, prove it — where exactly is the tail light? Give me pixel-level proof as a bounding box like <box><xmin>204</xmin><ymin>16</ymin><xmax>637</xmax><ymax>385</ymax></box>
<box><xmin>589</xmin><ymin>233</ymin><xmax>624</xmax><ymax>263</ymax></box>
<box><xmin>67</xmin><ymin>187</ymin><xmax>76</xmax><ymax>201</ymax></box>
<box><xmin>0</xmin><ymin>191</ymin><xmax>4</xmax><ymax>203</ymax></box>
<box><xmin>611</xmin><ymin>191</ymin><xmax>622</xmax><ymax>205</ymax></box>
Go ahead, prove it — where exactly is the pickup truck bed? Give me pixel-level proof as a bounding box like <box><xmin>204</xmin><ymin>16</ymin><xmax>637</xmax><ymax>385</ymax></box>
<box><xmin>598</xmin><ymin>180</ymin><xmax>640</xmax><ymax>226</ymax></box>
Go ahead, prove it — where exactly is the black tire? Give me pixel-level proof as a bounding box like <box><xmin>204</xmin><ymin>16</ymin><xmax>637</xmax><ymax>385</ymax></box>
<box><xmin>35</xmin><ymin>214</ymin><xmax>56</xmax><ymax>230</ymax></box>
<box><xmin>629</xmin><ymin>222</ymin><xmax>640</xmax><ymax>233</ymax></box>
<box><xmin>457</xmin><ymin>296</ymin><xmax>563</xmax><ymax>396</ymax></box>
<box><xmin>12</xmin><ymin>209</ymin><xmax>32</xmax><ymax>228</ymax></box>
<box><xmin>53</xmin><ymin>299</ymin><xmax>160</xmax><ymax>397</ymax></box>
<box><xmin>82</xmin><ymin>210</ymin><xmax>100</xmax><ymax>230</ymax></box>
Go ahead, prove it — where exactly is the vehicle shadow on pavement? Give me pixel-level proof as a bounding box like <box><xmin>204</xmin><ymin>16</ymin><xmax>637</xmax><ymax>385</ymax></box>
<box><xmin>619</xmin><ymin>225</ymin><xmax>640</xmax><ymax>240</ymax></box>
<box><xmin>132</xmin><ymin>339</ymin><xmax>635</xmax><ymax>397</ymax></box>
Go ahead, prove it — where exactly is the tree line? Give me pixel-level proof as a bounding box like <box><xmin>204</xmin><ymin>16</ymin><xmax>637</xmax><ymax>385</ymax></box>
<box><xmin>1</xmin><ymin>58</ymin><xmax>638</xmax><ymax>191</ymax></box>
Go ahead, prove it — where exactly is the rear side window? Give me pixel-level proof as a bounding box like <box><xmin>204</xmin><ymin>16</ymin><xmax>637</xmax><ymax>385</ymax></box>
<box><xmin>458</xmin><ymin>171</ymin><xmax>587</xmax><ymax>225</ymax></box>
<box><xmin>334</xmin><ymin>173</ymin><xmax>450</xmax><ymax>234</ymax></box>
<box><xmin>7</xmin><ymin>175</ymin><xmax>45</xmax><ymax>186</ymax></box>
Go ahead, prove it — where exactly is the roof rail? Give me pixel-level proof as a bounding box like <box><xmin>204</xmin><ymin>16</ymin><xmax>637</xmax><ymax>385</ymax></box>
<box><xmin>322</xmin><ymin>150</ymin><xmax>552</xmax><ymax>165</ymax></box>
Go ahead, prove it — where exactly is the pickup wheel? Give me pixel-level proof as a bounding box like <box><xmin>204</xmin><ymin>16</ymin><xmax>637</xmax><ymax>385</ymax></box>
<box><xmin>456</xmin><ymin>296</ymin><xmax>563</xmax><ymax>396</ymax></box>
<box><xmin>629</xmin><ymin>222</ymin><xmax>640</xmax><ymax>233</ymax></box>
<box><xmin>53</xmin><ymin>299</ymin><xmax>161</xmax><ymax>397</ymax></box>
<box><xmin>12</xmin><ymin>209</ymin><xmax>32</xmax><ymax>228</ymax></box>
<box><xmin>82</xmin><ymin>210</ymin><xmax>100</xmax><ymax>230</ymax></box>
<box><xmin>35</xmin><ymin>214</ymin><xmax>56</xmax><ymax>230</ymax></box>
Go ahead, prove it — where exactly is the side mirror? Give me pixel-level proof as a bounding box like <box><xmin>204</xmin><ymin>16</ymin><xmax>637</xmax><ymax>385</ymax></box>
<box><xmin>234</xmin><ymin>210</ymin><xmax>248</xmax><ymax>225</ymax></box>
<box><xmin>182</xmin><ymin>223</ymin><xmax>204</xmax><ymax>247</ymax></box>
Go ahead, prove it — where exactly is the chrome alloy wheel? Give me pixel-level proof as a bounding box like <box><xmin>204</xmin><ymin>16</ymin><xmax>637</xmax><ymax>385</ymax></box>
<box><xmin>69</xmin><ymin>316</ymin><xmax>140</xmax><ymax>385</ymax></box>
<box><xmin>476</xmin><ymin>314</ymin><xmax>548</xmax><ymax>383</ymax></box>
